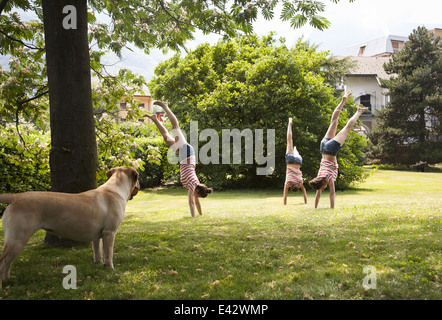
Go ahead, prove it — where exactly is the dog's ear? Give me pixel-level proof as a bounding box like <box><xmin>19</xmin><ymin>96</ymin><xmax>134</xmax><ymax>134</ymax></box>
<box><xmin>106</xmin><ymin>168</ymin><xmax>117</xmax><ymax>179</ymax></box>
<box><xmin>130</xmin><ymin>168</ymin><xmax>139</xmax><ymax>183</ymax></box>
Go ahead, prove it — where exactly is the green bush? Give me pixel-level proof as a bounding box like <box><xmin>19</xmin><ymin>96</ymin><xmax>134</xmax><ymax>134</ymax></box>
<box><xmin>0</xmin><ymin>121</ymin><xmax>167</xmax><ymax>198</ymax></box>
<box><xmin>134</xmin><ymin>136</ymin><xmax>164</xmax><ymax>188</ymax></box>
<box><xmin>0</xmin><ymin>125</ymin><xmax>51</xmax><ymax>193</ymax></box>
<box><xmin>0</xmin><ymin>125</ymin><xmax>51</xmax><ymax>213</ymax></box>
<box><xmin>129</xmin><ymin>122</ymin><xmax>179</xmax><ymax>189</ymax></box>
<box><xmin>149</xmin><ymin>34</ymin><xmax>368</xmax><ymax>190</ymax></box>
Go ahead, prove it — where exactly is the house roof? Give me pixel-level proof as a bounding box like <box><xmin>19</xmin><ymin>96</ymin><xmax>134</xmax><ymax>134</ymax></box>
<box><xmin>345</xmin><ymin>35</ymin><xmax>409</xmax><ymax>57</ymax></box>
<box><xmin>339</xmin><ymin>56</ymin><xmax>395</xmax><ymax>80</ymax></box>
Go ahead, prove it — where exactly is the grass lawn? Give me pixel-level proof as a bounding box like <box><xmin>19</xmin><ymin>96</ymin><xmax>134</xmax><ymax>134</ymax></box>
<box><xmin>0</xmin><ymin>168</ymin><xmax>440</xmax><ymax>300</ymax></box>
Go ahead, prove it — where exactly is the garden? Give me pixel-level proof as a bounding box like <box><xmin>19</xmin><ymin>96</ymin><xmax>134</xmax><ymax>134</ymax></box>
<box><xmin>0</xmin><ymin>167</ymin><xmax>440</xmax><ymax>300</ymax></box>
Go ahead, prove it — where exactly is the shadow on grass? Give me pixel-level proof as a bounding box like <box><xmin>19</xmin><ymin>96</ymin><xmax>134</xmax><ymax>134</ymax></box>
<box><xmin>337</xmin><ymin>187</ymin><xmax>377</xmax><ymax>193</ymax></box>
<box><xmin>144</xmin><ymin>186</ymin><xmax>290</xmax><ymax>200</ymax></box>
<box><xmin>2</xmin><ymin>198</ymin><xmax>440</xmax><ymax>300</ymax></box>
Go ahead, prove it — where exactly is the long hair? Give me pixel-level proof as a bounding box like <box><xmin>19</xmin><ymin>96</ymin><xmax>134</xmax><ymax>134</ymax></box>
<box><xmin>308</xmin><ymin>176</ymin><xmax>327</xmax><ymax>190</ymax></box>
<box><xmin>195</xmin><ymin>184</ymin><xmax>213</xmax><ymax>198</ymax></box>
<box><xmin>286</xmin><ymin>181</ymin><xmax>301</xmax><ymax>192</ymax></box>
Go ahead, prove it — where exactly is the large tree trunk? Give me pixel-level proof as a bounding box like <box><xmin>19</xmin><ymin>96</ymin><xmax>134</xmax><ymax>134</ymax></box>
<box><xmin>42</xmin><ymin>0</ymin><xmax>97</xmax><ymax>246</ymax></box>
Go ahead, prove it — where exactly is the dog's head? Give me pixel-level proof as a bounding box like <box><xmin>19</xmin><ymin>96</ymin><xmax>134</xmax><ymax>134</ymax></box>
<box><xmin>106</xmin><ymin>167</ymin><xmax>140</xmax><ymax>201</ymax></box>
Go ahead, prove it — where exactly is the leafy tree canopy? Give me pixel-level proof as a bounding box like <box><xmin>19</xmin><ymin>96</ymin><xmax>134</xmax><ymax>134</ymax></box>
<box><xmin>0</xmin><ymin>0</ymin><xmax>357</xmax><ymax>191</ymax></box>
<box><xmin>149</xmin><ymin>34</ymin><xmax>367</xmax><ymax>189</ymax></box>
<box><xmin>369</xmin><ymin>26</ymin><xmax>442</xmax><ymax>164</ymax></box>
<box><xmin>0</xmin><ymin>0</ymin><xmax>355</xmax><ymax>133</ymax></box>
<box><xmin>1</xmin><ymin>0</ymin><xmax>355</xmax><ymax>130</ymax></box>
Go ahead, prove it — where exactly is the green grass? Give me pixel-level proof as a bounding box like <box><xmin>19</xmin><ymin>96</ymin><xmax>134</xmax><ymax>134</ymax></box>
<box><xmin>0</xmin><ymin>168</ymin><xmax>441</xmax><ymax>300</ymax></box>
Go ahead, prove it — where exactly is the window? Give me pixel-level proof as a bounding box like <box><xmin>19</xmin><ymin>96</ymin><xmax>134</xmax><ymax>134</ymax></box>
<box><xmin>120</xmin><ymin>102</ymin><xmax>127</xmax><ymax>110</ymax></box>
<box><xmin>391</xmin><ymin>40</ymin><xmax>404</xmax><ymax>53</ymax></box>
<box><xmin>359</xmin><ymin>94</ymin><xmax>372</xmax><ymax>114</ymax></box>
<box><xmin>358</xmin><ymin>46</ymin><xmax>366</xmax><ymax>56</ymax></box>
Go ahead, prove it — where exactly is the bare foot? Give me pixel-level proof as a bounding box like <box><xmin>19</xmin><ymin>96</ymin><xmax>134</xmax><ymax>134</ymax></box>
<box><xmin>144</xmin><ymin>112</ymin><xmax>157</xmax><ymax>121</ymax></box>
<box><xmin>343</xmin><ymin>91</ymin><xmax>353</xmax><ymax>100</ymax></box>
<box><xmin>153</xmin><ymin>100</ymin><xmax>168</xmax><ymax>109</ymax></box>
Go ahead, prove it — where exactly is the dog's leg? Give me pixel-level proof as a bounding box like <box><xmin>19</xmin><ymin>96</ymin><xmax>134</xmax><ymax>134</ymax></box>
<box><xmin>0</xmin><ymin>208</ymin><xmax>39</xmax><ymax>288</ymax></box>
<box><xmin>0</xmin><ymin>243</ymin><xmax>11</xmax><ymax>289</ymax></box>
<box><xmin>92</xmin><ymin>239</ymin><xmax>103</xmax><ymax>264</ymax></box>
<box><xmin>0</xmin><ymin>240</ymin><xmax>28</xmax><ymax>288</ymax></box>
<box><xmin>102</xmin><ymin>231</ymin><xmax>116</xmax><ymax>269</ymax></box>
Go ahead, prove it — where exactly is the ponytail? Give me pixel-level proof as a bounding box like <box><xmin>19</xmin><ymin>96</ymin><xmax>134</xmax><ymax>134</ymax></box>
<box><xmin>196</xmin><ymin>184</ymin><xmax>213</xmax><ymax>198</ymax></box>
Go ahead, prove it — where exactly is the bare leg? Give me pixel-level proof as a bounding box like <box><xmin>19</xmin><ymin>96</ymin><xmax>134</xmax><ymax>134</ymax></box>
<box><xmin>153</xmin><ymin>101</ymin><xmax>179</xmax><ymax>129</ymax></box>
<box><xmin>153</xmin><ymin>101</ymin><xmax>187</xmax><ymax>146</ymax></box>
<box><xmin>324</xmin><ymin>91</ymin><xmax>352</xmax><ymax>139</ymax></box>
<box><xmin>333</xmin><ymin>107</ymin><xmax>368</xmax><ymax>146</ymax></box>
<box><xmin>145</xmin><ymin>113</ymin><xmax>176</xmax><ymax>147</ymax></box>
<box><xmin>286</xmin><ymin>117</ymin><xmax>294</xmax><ymax>154</ymax></box>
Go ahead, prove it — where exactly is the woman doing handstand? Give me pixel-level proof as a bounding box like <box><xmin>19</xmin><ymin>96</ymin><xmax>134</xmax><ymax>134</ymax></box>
<box><xmin>145</xmin><ymin>101</ymin><xmax>213</xmax><ymax>217</ymax></box>
<box><xmin>308</xmin><ymin>92</ymin><xmax>367</xmax><ymax>209</ymax></box>
<box><xmin>283</xmin><ymin>117</ymin><xmax>307</xmax><ymax>205</ymax></box>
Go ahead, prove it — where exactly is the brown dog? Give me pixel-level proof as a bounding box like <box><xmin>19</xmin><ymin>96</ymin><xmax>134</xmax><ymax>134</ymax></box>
<box><xmin>0</xmin><ymin>166</ymin><xmax>140</xmax><ymax>288</ymax></box>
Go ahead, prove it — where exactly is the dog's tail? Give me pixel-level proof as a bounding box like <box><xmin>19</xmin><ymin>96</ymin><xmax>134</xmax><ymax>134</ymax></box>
<box><xmin>0</xmin><ymin>194</ymin><xmax>15</xmax><ymax>219</ymax></box>
<box><xmin>0</xmin><ymin>194</ymin><xmax>15</xmax><ymax>204</ymax></box>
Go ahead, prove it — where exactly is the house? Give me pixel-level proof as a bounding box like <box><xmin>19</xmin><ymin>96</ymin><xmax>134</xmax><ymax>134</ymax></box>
<box><xmin>345</xmin><ymin>35</ymin><xmax>408</xmax><ymax>57</ymax></box>
<box><xmin>119</xmin><ymin>94</ymin><xmax>154</xmax><ymax>122</ymax></box>
<box><xmin>342</xmin><ymin>28</ymin><xmax>441</xmax><ymax>135</ymax></box>
<box><xmin>340</xmin><ymin>56</ymin><xmax>394</xmax><ymax>134</ymax></box>
<box><xmin>339</xmin><ymin>35</ymin><xmax>409</xmax><ymax>135</ymax></box>
<box><xmin>118</xmin><ymin>93</ymin><xmax>166</xmax><ymax>123</ymax></box>
<box><xmin>428</xmin><ymin>28</ymin><xmax>442</xmax><ymax>38</ymax></box>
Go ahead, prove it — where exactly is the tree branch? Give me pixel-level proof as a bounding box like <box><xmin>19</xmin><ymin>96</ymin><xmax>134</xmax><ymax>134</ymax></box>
<box><xmin>91</xmin><ymin>65</ymin><xmax>128</xmax><ymax>89</ymax></box>
<box><xmin>17</xmin><ymin>89</ymin><xmax>49</xmax><ymax>106</ymax></box>
<box><xmin>0</xmin><ymin>28</ymin><xmax>44</xmax><ymax>51</ymax></box>
<box><xmin>154</xmin><ymin>0</ymin><xmax>226</xmax><ymax>37</ymax></box>
<box><xmin>156</xmin><ymin>0</ymin><xmax>183</xmax><ymax>26</ymax></box>
<box><xmin>0</xmin><ymin>0</ymin><xmax>9</xmax><ymax>15</ymax></box>
<box><xmin>14</xmin><ymin>89</ymin><xmax>49</xmax><ymax>148</ymax></box>
<box><xmin>15</xmin><ymin>106</ymin><xmax>27</xmax><ymax>148</ymax></box>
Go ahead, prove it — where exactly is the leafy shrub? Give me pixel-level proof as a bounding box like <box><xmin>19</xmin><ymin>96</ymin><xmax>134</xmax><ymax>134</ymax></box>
<box><xmin>149</xmin><ymin>34</ymin><xmax>368</xmax><ymax>190</ymax></box>
<box><xmin>0</xmin><ymin>125</ymin><xmax>51</xmax><ymax>213</ymax></box>
<box><xmin>134</xmin><ymin>136</ymin><xmax>166</xmax><ymax>188</ymax></box>
<box><xmin>121</xmin><ymin>122</ymin><xmax>179</xmax><ymax>188</ymax></box>
<box><xmin>0</xmin><ymin>125</ymin><xmax>51</xmax><ymax>194</ymax></box>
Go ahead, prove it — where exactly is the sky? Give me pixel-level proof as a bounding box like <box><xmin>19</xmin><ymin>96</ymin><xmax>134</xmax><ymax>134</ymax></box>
<box><xmin>104</xmin><ymin>0</ymin><xmax>441</xmax><ymax>87</ymax></box>
<box><xmin>1</xmin><ymin>0</ymin><xmax>441</xmax><ymax>87</ymax></box>
<box><xmin>256</xmin><ymin>0</ymin><xmax>441</xmax><ymax>53</ymax></box>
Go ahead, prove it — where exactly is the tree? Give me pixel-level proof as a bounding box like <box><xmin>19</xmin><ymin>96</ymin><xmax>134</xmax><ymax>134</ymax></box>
<box><xmin>369</xmin><ymin>26</ymin><xmax>442</xmax><ymax>164</ymax></box>
<box><xmin>40</xmin><ymin>0</ymin><xmax>97</xmax><ymax>245</ymax></box>
<box><xmin>1</xmin><ymin>0</ymin><xmax>355</xmax><ymax>246</ymax></box>
<box><xmin>149</xmin><ymin>34</ymin><xmax>367</xmax><ymax>189</ymax></box>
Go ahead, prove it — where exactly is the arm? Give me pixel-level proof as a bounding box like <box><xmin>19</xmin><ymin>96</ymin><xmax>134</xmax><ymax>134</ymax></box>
<box><xmin>188</xmin><ymin>190</ymin><xmax>196</xmax><ymax>217</ymax></box>
<box><xmin>314</xmin><ymin>189</ymin><xmax>321</xmax><ymax>209</ymax></box>
<box><xmin>194</xmin><ymin>193</ymin><xmax>203</xmax><ymax>215</ymax></box>
<box><xmin>283</xmin><ymin>184</ymin><xmax>288</xmax><ymax>205</ymax></box>
<box><xmin>329</xmin><ymin>181</ymin><xmax>335</xmax><ymax>209</ymax></box>
<box><xmin>301</xmin><ymin>185</ymin><xmax>307</xmax><ymax>204</ymax></box>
